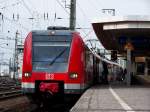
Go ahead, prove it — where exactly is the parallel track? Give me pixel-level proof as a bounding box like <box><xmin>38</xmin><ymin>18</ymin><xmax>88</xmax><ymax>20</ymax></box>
<box><xmin>0</xmin><ymin>90</ymin><xmax>22</xmax><ymax>100</ymax></box>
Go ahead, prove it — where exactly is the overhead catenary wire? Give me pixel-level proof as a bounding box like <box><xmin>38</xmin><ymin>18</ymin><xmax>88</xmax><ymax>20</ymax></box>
<box><xmin>75</xmin><ymin>1</ymin><xmax>93</xmax><ymax>39</ymax></box>
<box><xmin>0</xmin><ymin>12</ymin><xmax>32</xmax><ymax>32</ymax></box>
<box><xmin>56</xmin><ymin>0</ymin><xmax>70</xmax><ymax>14</ymax></box>
<box><xmin>25</xmin><ymin>0</ymin><xmax>38</xmax><ymax>12</ymax></box>
<box><xmin>21</xmin><ymin>0</ymin><xmax>33</xmax><ymax>16</ymax></box>
<box><xmin>1</xmin><ymin>2</ymin><xmax>33</xmax><ymax>21</ymax></box>
<box><xmin>0</xmin><ymin>0</ymin><xmax>22</xmax><ymax>10</ymax></box>
<box><xmin>87</xmin><ymin>0</ymin><xmax>103</xmax><ymax>14</ymax></box>
<box><xmin>83</xmin><ymin>30</ymin><xmax>93</xmax><ymax>39</ymax></box>
<box><xmin>3</xmin><ymin>14</ymin><xmax>29</xmax><ymax>31</ymax></box>
<box><xmin>76</xmin><ymin>1</ymin><xmax>91</xmax><ymax>24</ymax></box>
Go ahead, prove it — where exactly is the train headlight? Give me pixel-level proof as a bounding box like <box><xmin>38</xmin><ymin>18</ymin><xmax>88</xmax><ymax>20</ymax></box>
<box><xmin>70</xmin><ymin>73</ymin><xmax>78</xmax><ymax>79</ymax></box>
<box><xmin>24</xmin><ymin>73</ymin><xmax>31</xmax><ymax>77</ymax></box>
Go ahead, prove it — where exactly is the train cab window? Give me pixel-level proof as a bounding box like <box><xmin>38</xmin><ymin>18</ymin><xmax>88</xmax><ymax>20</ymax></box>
<box><xmin>32</xmin><ymin>41</ymin><xmax>71</xmax><ymax>72</ymax></box>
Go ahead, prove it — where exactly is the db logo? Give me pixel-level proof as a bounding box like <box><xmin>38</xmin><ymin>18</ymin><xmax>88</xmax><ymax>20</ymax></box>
<box><xmin>46</xmin><ymin>73</ymin><xmax>54</xmax><ymax>80</ymax></box>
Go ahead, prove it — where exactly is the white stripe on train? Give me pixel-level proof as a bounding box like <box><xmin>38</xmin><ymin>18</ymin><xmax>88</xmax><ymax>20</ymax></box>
<box><xmin>22</xmin><ymin>82</ymin><xmax>35</xmax><ymax>88</ymax></box>
<box><xmin>22</xmin><ymin>82</ymin><xmax>84</xmax><ymax>90</ymax></box>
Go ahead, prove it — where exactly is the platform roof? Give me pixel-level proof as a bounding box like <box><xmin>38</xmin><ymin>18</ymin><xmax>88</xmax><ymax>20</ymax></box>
<box><xmin>92</xmin><ymin>15</ymin><xmax>150</xmax><ymax>57</ymax></box>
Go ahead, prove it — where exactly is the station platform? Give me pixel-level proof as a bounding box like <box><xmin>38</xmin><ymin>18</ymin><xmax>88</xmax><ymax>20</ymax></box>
<box><xmin>70</xmin><ymin>84</ymin><xmax>150</xmax><ymax>112</ymax></box>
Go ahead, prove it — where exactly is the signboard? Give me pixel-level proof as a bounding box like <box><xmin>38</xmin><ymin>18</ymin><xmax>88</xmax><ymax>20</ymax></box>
<box><xmin>135</xmin><ymin>57</ymin><xmax>146</xmax><ymax>62</ymax></box>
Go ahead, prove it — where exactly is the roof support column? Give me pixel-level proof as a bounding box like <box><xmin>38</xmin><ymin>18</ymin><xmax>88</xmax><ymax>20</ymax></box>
<box><xmin>144</xmin><ymin>59</ymin><xmax>148</xmax><ymax>76</ymax></box>
<box><xmin>126</xmin><ymin>49</ymin><xmax>132</xmax><ymax>86</ymax></box>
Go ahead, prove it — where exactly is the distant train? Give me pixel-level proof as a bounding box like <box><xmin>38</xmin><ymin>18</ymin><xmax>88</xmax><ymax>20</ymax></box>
<box><xmin>21</xmin><ymin>26</ymin><xmax>120</xmax><ymax>104</ymax></box>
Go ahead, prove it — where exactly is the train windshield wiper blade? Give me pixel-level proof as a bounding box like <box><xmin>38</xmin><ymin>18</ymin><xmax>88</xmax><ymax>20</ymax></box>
<box><xmin>49</xmin><ymin>48</ymin><xmax>67</xmax><ymax>66</ymax></box>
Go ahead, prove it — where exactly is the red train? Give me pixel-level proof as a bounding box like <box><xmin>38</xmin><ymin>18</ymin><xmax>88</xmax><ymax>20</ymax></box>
<box><xmin>21</xmin><ymin>27</ymin><xmax>118</xmax><ymax>104</ymax></box>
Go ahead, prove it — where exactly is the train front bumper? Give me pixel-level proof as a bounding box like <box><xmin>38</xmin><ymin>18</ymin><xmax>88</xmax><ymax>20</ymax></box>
<box><xmin>22</xmin><ymin>82</ymin><xmax>85</xmax><ymax>94</ymax></box>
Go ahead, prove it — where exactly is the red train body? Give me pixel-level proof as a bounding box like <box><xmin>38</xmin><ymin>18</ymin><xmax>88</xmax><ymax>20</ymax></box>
<box><xmin>22</xmin><ymin>28</ymin><xmax>97</xmax><ymax>101</ymax></box>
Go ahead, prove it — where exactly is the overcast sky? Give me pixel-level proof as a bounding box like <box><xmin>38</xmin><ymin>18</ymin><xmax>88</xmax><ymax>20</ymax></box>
<box><xmin>0</xmin><ymin>0</ymin><xmax>150</xmax><ymax>70</ymax></box>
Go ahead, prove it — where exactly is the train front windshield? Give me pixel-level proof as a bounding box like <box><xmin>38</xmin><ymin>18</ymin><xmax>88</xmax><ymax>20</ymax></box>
<box><xmin>32</xmin><ymin>36</ymin><xmax>71</xmax><ymax>72</ymax></box>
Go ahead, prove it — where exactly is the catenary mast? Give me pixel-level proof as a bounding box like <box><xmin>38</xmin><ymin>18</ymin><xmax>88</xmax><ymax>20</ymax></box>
<box><xmin>69</xmin><ymin>0</ymin><xmax>76</xmax><ymax>30</ymax></box>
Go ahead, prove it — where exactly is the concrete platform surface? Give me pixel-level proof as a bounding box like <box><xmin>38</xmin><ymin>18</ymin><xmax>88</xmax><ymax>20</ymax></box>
<box><xmin>70</xmin><ymin>85</ymin><xmax>150</xmax><ymax>112</ymax></box>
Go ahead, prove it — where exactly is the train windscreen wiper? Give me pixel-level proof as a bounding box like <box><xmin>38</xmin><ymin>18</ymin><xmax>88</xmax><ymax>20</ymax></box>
<box><xmin>49</xmin><ymin>48</ymin><xmax>67</xmax><ymax>66</ymax></box>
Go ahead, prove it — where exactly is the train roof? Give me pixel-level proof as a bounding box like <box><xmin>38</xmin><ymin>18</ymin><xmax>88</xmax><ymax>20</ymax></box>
<box><xmin>32</xmin><ymin>26</ymin><xmax>76</xmax><ymax>36</ymax></box>
<box><xmin>32</xmin><ymin>30</ymin><xmax>75</xmax><ymax>36</ymax></box>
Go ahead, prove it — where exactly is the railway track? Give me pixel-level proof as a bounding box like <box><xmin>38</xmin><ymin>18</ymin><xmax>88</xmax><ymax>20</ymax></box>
<box><xmin>0</xmin><ymin>85</ymin><xmax>21</xmax><ymax>91</ymax></box>
<box><xmin>0</xmin><ymin>76</ymin><xmax>22</xmax><ymax>100</ymax></box>
<box><xmin>0</xmin><ymin>90</ymin><xmax>22</xmax><ymax>100</ymax></box>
